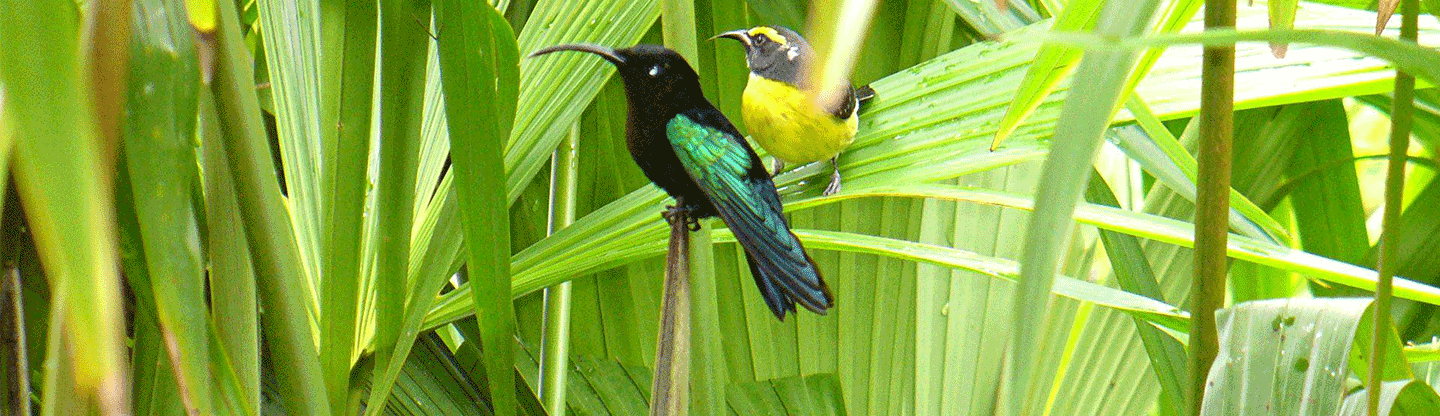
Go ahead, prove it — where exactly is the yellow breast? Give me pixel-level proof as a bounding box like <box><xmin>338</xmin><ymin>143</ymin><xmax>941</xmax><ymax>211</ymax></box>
<box><xmin>741</xmin><ymin>75</ymin><xmax>859</xmax><ymax>164</ymax></box>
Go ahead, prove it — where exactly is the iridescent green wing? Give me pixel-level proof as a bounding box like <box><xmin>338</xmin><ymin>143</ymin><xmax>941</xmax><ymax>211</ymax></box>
<box><xmin>666</xmin><ymin>110</ymin><xmax>832</xmax><ymax>316</ymax></box>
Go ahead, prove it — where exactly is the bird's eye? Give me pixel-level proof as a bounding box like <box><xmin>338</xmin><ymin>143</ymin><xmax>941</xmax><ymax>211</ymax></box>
<box><xmin>754</xmin><ymin>36</ymin><xmax>767</xmax><ymax>45</ymax></box>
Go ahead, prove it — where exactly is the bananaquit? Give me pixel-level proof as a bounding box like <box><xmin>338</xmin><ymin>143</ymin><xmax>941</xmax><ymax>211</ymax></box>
<box><xmin>716</xmin><ymin>26</ymin><xmax>874</xmax><ymax>196</ymax></box>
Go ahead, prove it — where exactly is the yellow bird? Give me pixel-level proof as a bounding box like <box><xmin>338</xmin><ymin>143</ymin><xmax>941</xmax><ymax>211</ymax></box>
<box><xmin>716</xmin><ymin>26</ymin><xmax>874</xmax><ymax>195</ymax></box>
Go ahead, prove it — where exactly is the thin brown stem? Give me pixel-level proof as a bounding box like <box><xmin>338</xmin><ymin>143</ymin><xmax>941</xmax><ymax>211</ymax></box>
<box><xmin>650</xmin><ymin>208</ymin><xmax>693</xmax><ymax>416</ymax></box>
<box><xmin>1189</xmin><ymin>0</ymin><xmax>1236</xmax><ymax>413</ymax></box>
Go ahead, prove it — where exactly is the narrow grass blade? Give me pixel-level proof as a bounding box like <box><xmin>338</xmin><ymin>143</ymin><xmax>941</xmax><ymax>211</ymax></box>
<box><xmin>990</xmin><ymin>0</ymin><xmax>1101</xmax><ymax>149</ymax></box>
<box><xmin>209</xmin><ymin>0</ymin><xmax>330</xmax><ymax>411</ymax></box>
<box><xmin>433</xmin><ymin>2</ymin><xmax>520</xmax><ymax>415</ymax></box>
<box><xmin>198</xmin><ymin>89</ymin><xmax>261</xmax><ymax>414</ymax></box>
<box><xmin>1085</xmin><ymin>172</ymin><xmax>1187</xmax><ymax>416</ymax></box>
<box><xmin>1120</xmin><ymin>97</ymin><xmax>1287</xmax><ymax>244</ymax></box>
<box><xmin>1045</xmin><ymin>29</ymin><xmax>1440</xmax><ymax>86</ymax></box>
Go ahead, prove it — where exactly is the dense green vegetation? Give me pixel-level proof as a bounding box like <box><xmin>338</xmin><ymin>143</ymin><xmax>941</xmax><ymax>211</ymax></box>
<box><xmin>1</xmin><ymin>0</ymin><xmax>1438</xmax><ymax>414</ymax></box>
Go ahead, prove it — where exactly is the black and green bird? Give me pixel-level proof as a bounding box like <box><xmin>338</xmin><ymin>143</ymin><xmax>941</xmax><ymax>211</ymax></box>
<box><xmin>530</xmin><ymin>44</ymin><xmax>833</xmax><ymax>319</ymax></box>
<box><xmin>715</xmin><ymin>26</ymin><xmax>874</xmax><ymax>196</ymax></box>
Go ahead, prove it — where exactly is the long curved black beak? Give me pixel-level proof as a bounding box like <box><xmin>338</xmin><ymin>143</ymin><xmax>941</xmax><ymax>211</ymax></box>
<box><xmin>528</xmin><ymin>44</ymin><xmax>626</xmax><ymax>66</ymax></box>
<box><xmin>711</xmin><ymin>30</ymin><xmax>750</xmax><ymax>47</ymax></box>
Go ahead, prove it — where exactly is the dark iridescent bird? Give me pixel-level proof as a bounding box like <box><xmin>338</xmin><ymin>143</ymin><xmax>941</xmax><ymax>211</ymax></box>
<box><xmin>530</xmin><ymin>44</ymin><xmax>833</xmax><ymax>320</ymax></box>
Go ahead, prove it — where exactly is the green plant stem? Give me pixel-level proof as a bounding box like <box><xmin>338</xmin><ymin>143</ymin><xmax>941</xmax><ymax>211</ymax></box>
<box><xmin>1189</xmin><ymin>0</ymin><xmax>1235</xmax><ymax>413</ymax></box>
<box><xmin>1369</xmin><ymin>0</ymin><xmax>1419</xmax><ymax>413</ymax></box>
<box><xmin>650</xmin><ymin>214</ymin><xmax>692</xmax><ymax>416</ymax></box>
<box><xmin>211</xmin><ymin>0</ymin><xmax>330</xmax><ymax>412</ymax></box>
<box><xmin>540</xmin><ymin>125</ymin><xmax>581</xmax><ymax>415</ymax></box>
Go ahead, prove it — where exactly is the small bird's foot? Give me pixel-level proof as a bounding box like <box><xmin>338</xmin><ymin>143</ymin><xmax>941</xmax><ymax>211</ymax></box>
<box><xmin>663</xmin><ymin>205</ymin><xmax>702</xmax><ymax>231</ymax></box>
<box><xmin>770</xmin><ymin>158</ymin><xmax>786</xmax><ymax>177</ymax></box>
<box><xmin>822</xmin><ymin>158</ymin><xmax>842</xmax><ymax>196</ymax></box>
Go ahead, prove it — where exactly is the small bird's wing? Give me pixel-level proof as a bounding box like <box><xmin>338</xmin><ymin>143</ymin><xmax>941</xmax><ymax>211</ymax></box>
<box><xmin>666</xmin><ymin>108</ymin><xmax>833</xmax><ymax>318</ymax></box>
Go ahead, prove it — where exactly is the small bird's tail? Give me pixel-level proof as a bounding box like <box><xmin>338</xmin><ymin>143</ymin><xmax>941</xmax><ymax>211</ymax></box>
<box><xmin>740</xmin><ymin>237</ymin><xmax>832</xmax><ymax>320</ymax></box>
<box><xmin>855</xmin><ymin>85</ymin><xmax>876</xmax><ymax>103</ymax></box>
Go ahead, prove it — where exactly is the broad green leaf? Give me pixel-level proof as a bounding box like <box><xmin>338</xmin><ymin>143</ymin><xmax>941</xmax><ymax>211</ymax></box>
<box><xmin>507</xmin><ymin>0</ymin><xmax>661</xmax><ymax>202</ymax></box>
<box><xmin>1117</xmin><ymin>97</ymin><xmax>1287</xmax><ymax>245</ymax></box>
<box><xmin>938</xmin><ymin>0</ymin><xmax>1031</xmax><ymax>36</ymax></box>
<box><xmin>1201</xmin><ymin>298</ymin><xmax>1411</xmax><ymax>415</ymax></box>
<box><xmin>1283</xmin><ymin>100</ymin><xmax>1371</xmax><ymax>297</ymax></box>
<box><xmin>992</xmin><ymin>0</ymin><xmax>1201</xmax><ymax>149</ymax></box>
<box><xmin>117</xmin><ymin>166</ymin><xmax>187</xmax><ymax>416</ymax></box>
<box><xmin>257</xmin><ymin>0</ymin><xmax>325</xmax><ymax>305</ymax></box>
<box><xmin>123</xmin><ymin>0</ymin><xmax>210</xmax><ymax>411</ymax></box>
<box><xmin>368</xmin><ymin>334</ymin><xmax>493</xmax><ymax>415</ymax></box>
<box><xmin>989</xmin><ymin>2</ymin><xmax>1098</xmax><ymax>149</ymax></box>
<box><xmin>725</xmin><ymin>374</ymin><xmax>847</xmax><ymax>415</ymax></box>
<box><xmin>1339</xmin><ymin>380</ymin><xmax>1440</xmax><ymax>415</ymax></box>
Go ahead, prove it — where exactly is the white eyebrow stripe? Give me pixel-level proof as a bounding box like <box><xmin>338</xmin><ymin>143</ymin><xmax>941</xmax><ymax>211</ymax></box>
<box><xmin>786</xmin><ymin>47</ymin><xmax>799</xmax><ymax>60</ymax></box>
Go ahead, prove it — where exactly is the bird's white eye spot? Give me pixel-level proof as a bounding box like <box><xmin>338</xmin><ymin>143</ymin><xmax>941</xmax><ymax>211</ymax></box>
<box><xmin>785</xmin><ymin>47</ymin><xmax>799</xmax><ymax>60</ymax></box>
<box><xmin>649</xmin><ymin>66</ymin><xmax>660</xmax><ymax>77</ymax></box>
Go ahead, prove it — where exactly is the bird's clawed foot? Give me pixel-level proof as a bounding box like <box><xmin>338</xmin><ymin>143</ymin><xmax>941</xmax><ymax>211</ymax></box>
<box><xmin>663</xmin><ymin>205</ymin><xmax>702</xmax><ymax>231</ymax></box>
<box><xmin>822</xmin><ymin>157</ymin><xmax>842</xmax><ymax>196</ymax></box>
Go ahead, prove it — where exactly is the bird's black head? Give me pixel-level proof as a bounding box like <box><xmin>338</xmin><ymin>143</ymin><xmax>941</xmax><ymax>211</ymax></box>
<box><xmin>529</xmin><ymin>44</ymin><xmax>706</xmax><ymax>111</ymax></box>
<box><xmin>714</xmin><ymin>26</ymin><xmax>809</xmax><ymax>85</ymax></box>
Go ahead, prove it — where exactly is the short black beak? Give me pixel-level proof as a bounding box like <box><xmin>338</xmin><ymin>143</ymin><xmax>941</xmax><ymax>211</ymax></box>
<box><xmin>711</xmin><ymin>30</ymin><xmax>750</xmax><ymax>47</ymax></box>
<box><xmin>528</xmin><ymin>44</ymin><xmax>626</xmax><ymax>66</ymax></box>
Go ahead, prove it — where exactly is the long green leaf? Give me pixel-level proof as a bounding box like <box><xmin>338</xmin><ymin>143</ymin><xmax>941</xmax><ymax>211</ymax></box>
<box><xmin>0</xmin><ymin>0</ymin><xmax>130</xmax><ymax>409</ymax></box>
<box><xmin>1085</xmin><ymin>172</ymin><xmax>1187</xmax><ymax>416</ymax></box>
<box><xmin>1010</xmin><ymin>1</ymin><xmax>1161</xmax><ymax>414</ymax></box>
<box><xmin>434</xmin><ymin>2</ymin><xmax>520</xmax><ymax>416</ymax></box>
<box><xmin>366</xmin><ymin>0</ymin><xmax>431</xmax><ymax>412</ymax></box>
<box><xmin>317</xmin><ymin>0</ymin><xmax>377</xmax><ymax>411</ymax></box>
<box><xmin>211</xmin><ymin>0</ymin><xmax>330</xmax><ymax>411</ymax></box>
